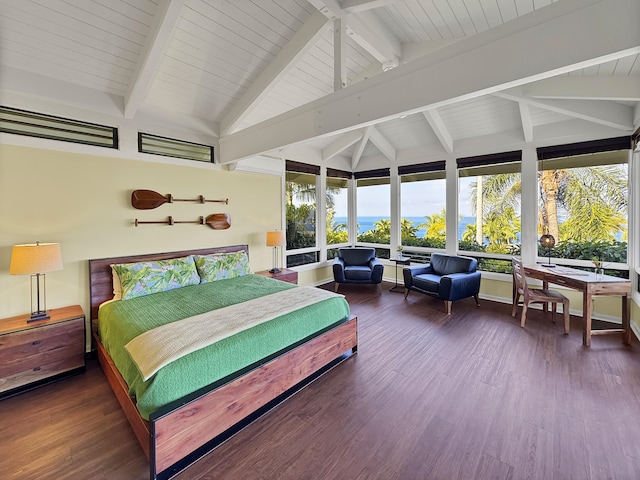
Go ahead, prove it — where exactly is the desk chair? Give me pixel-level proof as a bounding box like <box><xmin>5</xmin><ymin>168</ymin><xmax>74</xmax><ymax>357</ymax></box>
<box><xmin>511</xmin><ymin>258</ymin><xmax>570</xmax><ymax>334</ymax></box>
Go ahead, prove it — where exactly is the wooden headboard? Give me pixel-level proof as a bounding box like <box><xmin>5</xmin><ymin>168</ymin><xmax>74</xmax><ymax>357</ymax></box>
<box><xmin>88</xmin><ymin>245</ymin><xmax>249</xmax><ymax>321</ymax></box>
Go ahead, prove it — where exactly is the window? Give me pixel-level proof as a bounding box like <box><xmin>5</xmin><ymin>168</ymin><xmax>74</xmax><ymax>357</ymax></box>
<box><xmin>0</xmin><ymin>106</ymin><xmax>117</xmax><ymax>148</ymax></box>
<box><xmin>138</xmin><ymin>132</ymin><xmax>213</xmax><ymax>163</ymax></box>
<box><xmin>285</xmin><ymin>161</ymin><xmax>320</xmax><ymax>267</ymax></box>
<box><xmin>537</xmin><ymin>137</ymin><xmax>630</xmax><ymax>273</ymax></box>
<box><xmin>355</xmin><ymin>168</ymin><xmax>390</xmax><ymax>258</ymax></box>
<box><xmin>326</xmin><ymin>168</ymin><xmax>350</xmax><ymax>260</ymax></box>
<box><xmin>399</xmin><ymin>161</ymin><xmax>446</xmax><ymax>249</ymax></box>
<box><xmin>457</xmin><ymin>151</ymin><xmax>522</xmax><ymax>273</ymax></box>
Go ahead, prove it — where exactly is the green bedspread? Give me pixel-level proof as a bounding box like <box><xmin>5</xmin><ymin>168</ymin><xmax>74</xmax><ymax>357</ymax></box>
<box><xmin>98</xmin><ymin>274</ymin><xmax>350</xmax><ymax>420</ymax></box>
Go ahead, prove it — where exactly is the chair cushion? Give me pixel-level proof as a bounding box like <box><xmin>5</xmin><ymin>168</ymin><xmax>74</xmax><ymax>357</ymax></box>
<box><xmin>344</xmin><ymin>265</ymin><xmax>373</xmax><ymax>281</ymax></box>
<box><xmin>339</xmin><ymin>248</ymin><xmax>375</xmax><ymax>266</ymax></box>
<box><xmin>412</xmin><ymin>273</ymin><xmax>441</xmax><ymax>294</ymax></box>
<box><xmin>430</xmin><ymin>253</ymin><xmax>477</xmax><ymax>275</ymax></box>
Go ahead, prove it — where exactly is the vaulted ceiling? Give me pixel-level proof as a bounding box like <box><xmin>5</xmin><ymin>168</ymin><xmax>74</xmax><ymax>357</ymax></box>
<box><xmin>1</xmin><ymin>0</ymin><xmax>638</xmax><ymax>172</ymax></box>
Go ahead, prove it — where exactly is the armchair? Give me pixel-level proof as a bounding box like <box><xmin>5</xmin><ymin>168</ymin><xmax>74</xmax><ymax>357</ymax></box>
<box><xmin>403</xmin><ymin>253</ymin><xmax>481</xmax><ymax>314</ymax></box>
<box><xmin>333</xmin><ymin>247</ymin><xmax>384</xmax><ymax>293</ymax></box>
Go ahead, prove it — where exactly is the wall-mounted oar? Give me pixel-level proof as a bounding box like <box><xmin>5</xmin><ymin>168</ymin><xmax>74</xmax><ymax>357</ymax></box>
<box><xmin>131</xmin><ymin>189</ymin><xmax>228</xmax><ymax>210</ymax></box>
<box><xmin>205</xmin><ymin>213</ymin><xmax>231</xmax><ymax>230</ymax></box>
<box><xmin>134</xmin><ymin>214</ymin><xmax>231</xmax><ymax>229</ymax></box>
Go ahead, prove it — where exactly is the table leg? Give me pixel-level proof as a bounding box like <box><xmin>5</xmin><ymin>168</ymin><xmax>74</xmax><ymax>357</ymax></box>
<box><xmin>583</xmin><ymin>291</ymin><xmax>592</xmax><ymax>347</ymax></box>
<box><xmin>622</xmin><ymin>294</ymin><xmax>631</xmax><ymax>345</ymax></box>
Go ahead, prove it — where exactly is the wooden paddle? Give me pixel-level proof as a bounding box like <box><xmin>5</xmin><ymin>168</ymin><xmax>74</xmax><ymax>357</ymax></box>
<box><xmin>131</xmin><ymin>189</ymin><xmax>228</xmax><ymax>210</ymax></box>
<box><xmin>205</xmin><ymin>213</ymin><xmax>231</xmax><ymax>230</ymax></box>
<box><xmin>134</xmin><ymin>214</ymin><xmax>230</xmax><ymax>229</ymax></box>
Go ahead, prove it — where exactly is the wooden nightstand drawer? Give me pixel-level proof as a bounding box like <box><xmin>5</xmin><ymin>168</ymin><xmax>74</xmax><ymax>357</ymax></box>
<box><xmin>0</xmin><ymin>319</ymin><xmax>85</xmax><ymax>378</ymax></box>
<box><xmin>0</xmin><ymin>305</ymin><xmax>86</xmax><ymax>398</ymax></box>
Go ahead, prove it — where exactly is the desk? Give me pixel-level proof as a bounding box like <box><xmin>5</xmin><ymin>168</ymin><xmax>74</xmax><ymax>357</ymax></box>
<box><xmin>390</xmin><ymin>256</ymin><xmax>411</xmax><ymax>292</ymax></box>
<box><xmin>523</xmin><ymin>264</ymin><xmax>631</xmax><ymax>347</ymax></box>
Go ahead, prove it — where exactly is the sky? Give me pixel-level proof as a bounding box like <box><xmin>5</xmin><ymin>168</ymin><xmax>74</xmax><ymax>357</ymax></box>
<box><xmin>332</xmin><ymin>178</ymin><xmax>475</xmax><ymax>218</ymax></box>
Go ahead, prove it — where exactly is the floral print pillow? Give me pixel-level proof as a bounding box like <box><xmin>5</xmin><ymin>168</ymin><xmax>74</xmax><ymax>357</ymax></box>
<box><xmin>112</xmin><ymin>256</ymin><xmax>200</xmax><ymax>300</ymax></box>
<box><xmin>194</xmin><ymin>251</ymin><xmax>252</xmax><ymax>283</ymax></box>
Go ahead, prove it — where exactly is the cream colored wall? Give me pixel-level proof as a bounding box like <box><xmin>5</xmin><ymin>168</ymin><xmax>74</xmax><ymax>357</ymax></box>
<box><xmin>0</xmin><ymin>144</ymin><xmax>281</xmax><ymax>322</ymax></box>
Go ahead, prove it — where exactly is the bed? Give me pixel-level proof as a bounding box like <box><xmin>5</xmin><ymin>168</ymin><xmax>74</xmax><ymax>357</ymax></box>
<box><xmin>89</xmin><ymin>245</ymin><xmax>358</xmax><ymax>480</ymax></box>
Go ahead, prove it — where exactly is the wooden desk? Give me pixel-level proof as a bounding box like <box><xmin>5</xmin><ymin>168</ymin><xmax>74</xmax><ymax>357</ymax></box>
<box><xmin>523</xmin><ymin>264</ymin><xmax>631</xmax><ymax>347</ymax></box>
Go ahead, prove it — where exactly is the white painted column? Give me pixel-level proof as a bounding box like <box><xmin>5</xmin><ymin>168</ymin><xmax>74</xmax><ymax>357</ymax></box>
<box><xmin>318</xmin><ymin>168</ymin><xmax>327</xmax><ymax>263</ymax></box>
<box><xmin>445</xmin><ymin>157</ymin><xmax>458</xmax><ymax>254</ymax></box>
<box><xmin>390</xmin><ymin>168</ymin><xmax>401</xmax><ymax>252</ymax></box>
<box><xmin>520</xmin><ymin>147</ymin><xmax>539</xmax><ymax>264</ymax></box>
<box><xmin>348</xmin><ymin>177</ymin><xmax>358</xmax><ymax>246</ymax></box>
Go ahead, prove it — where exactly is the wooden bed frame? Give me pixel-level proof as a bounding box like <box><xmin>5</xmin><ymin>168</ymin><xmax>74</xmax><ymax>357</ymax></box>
<box><xmin>89</xmin><ymin>245</ymin><xmax>358</xmax><ymax>480</ymax></box>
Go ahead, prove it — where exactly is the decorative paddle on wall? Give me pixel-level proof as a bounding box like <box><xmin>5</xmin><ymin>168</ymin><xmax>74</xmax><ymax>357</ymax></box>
<box><xmin>131</xmin><ymin>189</ymin><xmax>228</xmax><ymax>210</ymax></box>
<box><xmin>134</xmin><ymin>214</ymin><xmax>231</xmax><ymax>229</ymax></box>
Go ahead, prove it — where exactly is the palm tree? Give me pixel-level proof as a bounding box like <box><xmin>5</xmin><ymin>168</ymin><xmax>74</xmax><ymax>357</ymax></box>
<box><xmin>418</xmin><ymin>209</ymin><xmax>446</xmax><ymax>240</ymax></box>
<box><xmin>470</xmin><ymin>164</ymin><xmax>626</xmax><ymax>244</ymax></box>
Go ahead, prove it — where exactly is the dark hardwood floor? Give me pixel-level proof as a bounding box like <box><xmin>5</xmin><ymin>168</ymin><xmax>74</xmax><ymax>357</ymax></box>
<box><xmin>3</xmin><ymin>282</ymin><xmax>640</xmax><ymax>480</ymax></box>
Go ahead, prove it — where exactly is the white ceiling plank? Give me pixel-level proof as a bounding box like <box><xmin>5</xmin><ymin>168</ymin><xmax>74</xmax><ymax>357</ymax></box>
<box><xmin>368</xmin><ymin>125</ymin><xmax>396</xmax><ymax>162</ymax></box>
<box><xmin>334</xmin><ymin>17</ymin><xmax>347</xmax><ymax>90</ymax></box>
<box><xmin>518</xmin><ymin>102</ymin><xmax>534</xmax><ymax>142</ymax></box>
<box><xmin>345</xmin><ymin>10</ymin><xmax>401</xmax><ymax>64</ymax></box>
<box><xmin>340</xmin><ymin>0</ymin><xmax>405</xmax><ymax>13</ymax></box>
<box><xmin>322</xmin><ymin>129</ymin><xmax>365</xmax><ymax>160</ymax></box>
<box><xmin>219</xmin><ymin>0</ymin><xmax>640</xmax><ymax>163</ymax></box>
<box><xmin>124</xmin><ymin>0</ymin><xmax>186</xmax><ymax>119</ymax></box>
<box><xmin>524</xmin><ymin>75</ymin><xmax>640</xmax><ymax>101</ymax></box>
<box><xmin>220</xmin><ymin>10</ymin><xmax>329</xmax><ymax>135</ymax></box>
<box><xmin>495</xmin><ymin>87</ymin><xmax>634</xmax><ymax>131</ymax></box>
<box><xmin>422</xmin><ymin>109</ymin><xmax>453</xmax><ymax>154</ymax></box>
<box><xmin>352</xmin><ymin>127</ymin><xmax>371</xmax><ymax>169</ymax></box>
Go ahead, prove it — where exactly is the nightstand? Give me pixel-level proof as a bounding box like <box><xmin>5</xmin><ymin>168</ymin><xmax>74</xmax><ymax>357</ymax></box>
<box><xmin>255</xmin><ymin>268</ymin><xmax>298</xmax><ymax>284</ymax></box>
<box><xmin>0</xmin><ymin>305</ymin><xmax>86</xmax><ymax>399</ymax></box>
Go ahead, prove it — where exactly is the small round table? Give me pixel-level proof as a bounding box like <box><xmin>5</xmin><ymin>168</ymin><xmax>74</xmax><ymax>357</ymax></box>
<box><xmin>390</xmin><ymin>256</ymin><xmax>411</xmax><ymax>292</ymax></box>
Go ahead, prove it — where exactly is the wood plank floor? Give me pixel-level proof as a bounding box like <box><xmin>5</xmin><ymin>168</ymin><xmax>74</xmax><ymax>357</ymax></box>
<box><xmin>2</xmin><ymin>282</ymin><xmax>640</xmax><ymax>480</ymax></box>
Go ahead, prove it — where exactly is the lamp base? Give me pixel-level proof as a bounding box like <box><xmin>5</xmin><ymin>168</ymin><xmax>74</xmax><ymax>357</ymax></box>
<box><xmin>268</xmin><ymin>268</ymin><xmax>281</xmax><ymax>274</ymax></box>
<box><xmin>28</xmin><ymin>311</ymin><xmax>50</xmax><ymax>322</ymax></box>
<box><xmin>541</xmin><ymin>263</ymin><xmax>556</xmax><ymax>268</ymax></box>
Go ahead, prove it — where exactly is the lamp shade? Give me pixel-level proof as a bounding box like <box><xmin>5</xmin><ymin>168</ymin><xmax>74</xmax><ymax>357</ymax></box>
<box><xmin>539</xmin><ymin>234</ymin><xmax>556</xmax><ymax>249</ymax></box>
<box><xmin>9</xmin><ymin>243</ymin><xmax>63</xmax><ymax>275</ymax></box>
<box><xmin>266</xmin><ymin>231</ymin><xmax>286</xmax><ymax>247</ymax></box>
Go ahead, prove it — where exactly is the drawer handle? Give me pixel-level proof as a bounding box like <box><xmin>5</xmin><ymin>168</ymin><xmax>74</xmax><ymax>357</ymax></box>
<box><xmin>32</xmin><ymin>340</ymin><xmax>41</xmax><ymax>345</ymax></box>
<box><xmin>33</xmin><ymin>366</ymin><xmax>41</xmax><ymax>371</ymax></box>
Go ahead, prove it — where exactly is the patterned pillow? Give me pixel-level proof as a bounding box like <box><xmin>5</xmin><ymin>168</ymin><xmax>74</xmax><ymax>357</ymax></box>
<box><xmin>194</xmin><ymin>251</ymin><xmax>252</xmax><ymax>283</ymax></box>
<box><xmin>112</xmin><ymin>256</ymin><xmax>200</xmax><ymax>300</ymax></box>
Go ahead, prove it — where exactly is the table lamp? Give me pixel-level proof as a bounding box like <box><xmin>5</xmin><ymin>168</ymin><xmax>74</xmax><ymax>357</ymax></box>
<box><xmin>539</xmin><ymin>233</ymin><xmax>556</xmax><ymax>267</ymax></box>
<box><xmin>9</xmin><ymin>242</ymin><xmax>63</xmax><ymax>321</ymax></box>
<box><xmin>266</xmin><ymin>230</ymin><xmax>286</xmax><ymax>273</ymax></box>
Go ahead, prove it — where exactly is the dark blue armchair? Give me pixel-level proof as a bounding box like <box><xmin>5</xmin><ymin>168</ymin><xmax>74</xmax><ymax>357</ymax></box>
<box><xmin>403</xmin><ymin>253</ymin><xmax>481</xmax><ymax>314</ymax></box>
<box><xmin>333</xmin><ymin>247</ymin><xmax>384</xmax><ymax>294</ymax></box>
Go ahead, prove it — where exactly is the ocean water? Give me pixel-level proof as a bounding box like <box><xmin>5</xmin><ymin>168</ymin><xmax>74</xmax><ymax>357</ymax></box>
<box><xmin>334</xmin><ymin>216</ymin><xmax>476</xmax><ymax>240</ymax></box>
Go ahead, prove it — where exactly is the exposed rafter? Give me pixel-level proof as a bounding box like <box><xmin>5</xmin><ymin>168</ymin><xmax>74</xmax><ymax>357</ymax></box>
<box><xmin>334</xmin><ymin>18</ymin><xmax>347</xmax><ymax>90</ymax></box>
<box><xmin>423</xmin><ymin>109</ymin><xmax>453</xmax><ymax>154</ymax></box>
<box><xmin>124</xmin><ymin>0</ymin><xmax>186</xmax><ymax>119</ymax></box>
<box><xmin>220</xmin><ymin>10</ymin><xmax>329</xmax><ymax>135</ymax></box>
<box><xmin>308</xmin><ymin>0</ymin><xmax>400</xmax><ymax>66</ymax></box>
<box><xmin>518</xmin><ymin>103</ymin><xmax>534</xmax><ymax>142</ymax></box>
<box><xmin>322</xmin><ymin>130</ymin><xmax>364</xmax><ymax>161</ymax></box>
<box><xmin>368</xmin><ymin>126</ymin><xmax>395</xmax><ymax>162</ymax></box>
<box><xmin>220</xmin><ymin>0</ymin><xmax>640</xmax><ymax>163</ymax></box>
<box><xmin>345</xmin><ymin>11</ymin><xmax>400</xmax><ymax>65</ymax></box>
<box><xmin>352</xmin><ymin>127</ymin><xmax>371</xmax><ymax>169</ymax></box>
<box><xmin>495</xmin><ymin>87</ymin><xmax>634</xmax><ymax>131</ymax></box>
<box><xmin>525</xmin><ymin>75</ymin><xmax>640</xmax><ymax>101</ymax></box>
